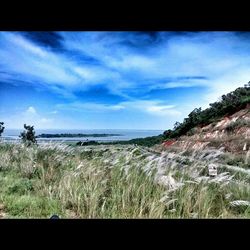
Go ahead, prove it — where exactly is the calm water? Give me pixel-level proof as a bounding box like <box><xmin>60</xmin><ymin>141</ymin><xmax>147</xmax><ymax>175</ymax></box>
<box><xmin>2</xmin><ymin>129</ymin><xmax>164</xmax><ymax>142</ymax></box>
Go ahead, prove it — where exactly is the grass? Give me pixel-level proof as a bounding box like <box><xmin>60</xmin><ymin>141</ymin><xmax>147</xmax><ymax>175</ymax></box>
<box><xmin>0</xmin><ymin>142</ymin><xmax>250</xmax><ymax>218</ymax></box>
<box><xmin>0</xmin><ymin>171</ymin><xmax>63</xmax><ymax>218</ymax></box>
<box><xmin>225</xmin><ymin>119</ymin><xmax>250</xmax><ymax>133</ymax></box>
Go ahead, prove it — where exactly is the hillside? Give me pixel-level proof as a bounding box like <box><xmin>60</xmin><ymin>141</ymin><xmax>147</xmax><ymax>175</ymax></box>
<box><xmin>162</xmin><ymin>106</ymin><xmax>250</xmax><ymax>153</ymax></box>
<box><xmin>102</xmin><ymin>83</ymin><xmax>250</xmax><ymax>148</ymax></box>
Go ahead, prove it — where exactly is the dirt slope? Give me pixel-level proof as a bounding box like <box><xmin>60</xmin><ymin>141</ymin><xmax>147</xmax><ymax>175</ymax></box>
<box><xmin>162</xmin><ymin>107</ymin><xmax>250</xmax><ymax>153</ymax></box>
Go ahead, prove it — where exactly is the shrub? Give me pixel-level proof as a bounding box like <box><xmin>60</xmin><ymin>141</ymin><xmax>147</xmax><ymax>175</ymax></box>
<box><xmin>19</xmin><ymin>124</ymin><xmax>37</xmax><ymax>146</ymax></box>
<box><xmin>0</xmin><ymin>122</ymin><xmax>4</xmax><ymax>137</ymax></box>
<box><xmin>186</xmin><ymin>128</ymin><xmax>196</xmax><ymax>136</ymax></box>
<box><xmin>7</xmin><ymin>179</ymin><xmax>34</xmax><ymax>195</ymax></box>
<box><xmin>76</xmin><ymin>140</ymin><xmax>99</xmax><ymax>146</ymax></box>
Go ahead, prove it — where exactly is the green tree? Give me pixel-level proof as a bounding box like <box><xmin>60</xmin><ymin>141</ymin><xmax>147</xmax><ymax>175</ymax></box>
<box><xmin>20</xmin><ymin>124</ymin><xmax>37</xmax><ymax>146</ymax></box>
<box><xmin>0</xmin><ymin>122</ymin><xmax>4</xmax><ymax>137</ymax></box>
<box><xmin>163</xmin><ymin>129</ymin><xmax>172</xmax><ymax>139</ymax></box>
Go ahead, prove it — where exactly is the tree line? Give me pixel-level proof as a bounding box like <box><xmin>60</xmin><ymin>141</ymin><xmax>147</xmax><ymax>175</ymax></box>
<box><xmin>163</xmin><ymin>81</ymin><xmax>250</xmax><ymax>140</ymax></box>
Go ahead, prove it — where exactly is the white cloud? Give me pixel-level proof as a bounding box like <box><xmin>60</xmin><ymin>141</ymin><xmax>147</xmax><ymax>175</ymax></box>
<box><xmin>0</xmin><ymin>32</ymin><xmax>80</xmax><ymax>87</ymax></box>
<box><xmin>26</xmin><ymin>106</ymin><xmax>37</xmax><ymax>114</ymax></box>
<box><xmin>56</xmin><ymin>102</ymin><xmax>125</xmax><ymax>112</ymax></box>
<box><xmin>2</xmin><ymin>31</ymin><xmax>250</xmax><ymax>130</ymax></box>
<box><xmin>40</xmin><ymin>118</ymin><xmax>53</xmax><ymax>124</ymax></box>
<box><xmin>57</xmin><ymin>100</ymin><xmax>181</xmax><ymax>117</ymax></box>
<box><xmin>108</xmin><ymin>55</ymin><xmax>155</xmax><ymax>72</ymax></box>
<box><xmin>2</xmin><ymin>31</ymin><xmax>250</xmax><ymax>99</ymax></box>
<box><xmin>3</xmin><ymin>106</ymin><xmax>55</xmax><ymax>129</ymax></box>
<box><xmin>8</xmin><ymin>33</ymin><xmax>48</xmax><ymax>58</ymax></box>
<box><xmin>119</xmin><ymin>100</ymin><xmax>182</xmax><ymax>116</ymax></box>
<box><xmin>72</xmin><ymin>66</ymin><xmax>120</xmax><ymax>85</ymax></box>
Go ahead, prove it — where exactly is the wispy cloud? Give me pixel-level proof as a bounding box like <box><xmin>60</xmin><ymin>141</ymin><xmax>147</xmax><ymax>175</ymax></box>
<box><xmin>50</xmin><ymin>110</ymin><xmax>58</xmax><ymax>114</ymax></box>
<box><xmin>1</xmin><ymin>31</ymin><xmax>250</xmax><ymax>129</ymax></box>
<box><xmin>118</xmin><ymin>100</ymin><xmax>182</xmax><ymax>116</ymax></box>
<box><xmin>1</xmin><ymin>31</ymin><xmax>249</xmax><ymax>98</ymax></box>
<box><xmin>57</xmin><ymin>99</ymin><xmax>181</xmax><ymax>117</ymax></box>
<box><xmin>56</xmin><ymin>102</ymin><xmax>125</xmax><ymax>112</ymax></box>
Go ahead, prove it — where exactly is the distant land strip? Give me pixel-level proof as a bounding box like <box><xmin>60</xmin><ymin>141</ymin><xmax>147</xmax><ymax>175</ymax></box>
<box><xmin>36</xmin><ymin>133</ymin><xmax>123</xmax><ymax>138</ymax></box>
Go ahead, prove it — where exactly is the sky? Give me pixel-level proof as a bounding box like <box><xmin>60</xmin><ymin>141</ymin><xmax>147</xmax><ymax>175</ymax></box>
<box><xmin>0</xmin><ymin>31</ymin><xmax>250</xmax><ymax>130</ymax></box>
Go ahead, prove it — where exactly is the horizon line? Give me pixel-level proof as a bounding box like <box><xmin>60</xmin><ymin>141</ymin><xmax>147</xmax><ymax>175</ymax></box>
<box><xmin>4</xmin><ymin>128</ymin><xmax>165</xmax><ymax>131</ymax></box>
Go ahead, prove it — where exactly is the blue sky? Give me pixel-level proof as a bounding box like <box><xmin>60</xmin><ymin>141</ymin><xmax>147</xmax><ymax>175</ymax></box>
<box><xmin>0</xmin><ymin>31</ymin><xmax>250</xmax><ymax>129</ymax></box>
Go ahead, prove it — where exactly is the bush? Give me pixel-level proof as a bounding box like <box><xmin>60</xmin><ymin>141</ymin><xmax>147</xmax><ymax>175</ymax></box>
<box><xmin>19</xmin><ymin>124</ymin><xmax>37</xmax><ymax>146</ymax></box>
<box><xmin>0</xmin><ymin>122</ymin><xmax>4</xmax><ymax>137</ymax></box>
<box><xmin>7</xmin><ymin>179</ymin><xmax>34</xmax><ymax>195</ymax></box>
<box><xmin>76</xmin><ymin>140</ymin><xmax>99</xmax><ymax>146</ymax></box>
<box><xmin>104</xmin><ymin>134</ymin><xmax>165</xmax><ymax>147</ymax></box>
<box><xmin>186</xmin><ymin>128</ymin><xmax>196</xmax><ymax>136</ymax></box>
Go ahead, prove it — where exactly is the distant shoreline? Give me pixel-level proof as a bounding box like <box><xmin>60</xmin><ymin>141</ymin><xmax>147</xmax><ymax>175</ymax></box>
<box><xmin>36</xmin><ymin>133</ymin><xmax>123</xmax><ymax>138</ymax></box>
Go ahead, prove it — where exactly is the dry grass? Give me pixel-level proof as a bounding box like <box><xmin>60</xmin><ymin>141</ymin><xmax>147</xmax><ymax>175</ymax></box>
<box><xmin>0</xmin><ymin>141</ymin><xmax>250</xmax><ymax>218</ymax></box>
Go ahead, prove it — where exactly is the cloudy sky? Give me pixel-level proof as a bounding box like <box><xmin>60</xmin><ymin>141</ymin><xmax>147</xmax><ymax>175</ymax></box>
<box><xmin>0</xmin><ymin>31</ymin><xmax>249</xmax><ymax>129</ymax></box>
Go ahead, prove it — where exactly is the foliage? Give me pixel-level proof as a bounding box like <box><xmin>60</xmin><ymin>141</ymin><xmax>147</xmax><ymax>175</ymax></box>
<box><xmin>103</xmin><ymin>134</ymin><xmax>165</xmax><ymax>147</ymax></box>
<box><xmin>19</xmin><ymin>124</ymin><xmax>37</xmax><ymax>146</ymax></box>
<box><xmin>76</xmin><ymin>140</ymin><xmax>99</xmax><ymax>146</ymax></box>
<box><xmin>0</xmin><ymin>122</ymin><xmax>4</xmax><ymax>137</ymax></box>
<box><xmin>163</xmin><ymin>82</ymin><xmax>250</xmax><ymax>140</ymax></box>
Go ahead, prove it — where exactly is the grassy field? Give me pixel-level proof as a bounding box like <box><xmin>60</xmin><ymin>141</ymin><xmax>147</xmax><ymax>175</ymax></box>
<box><xmin>0</xmin><ymin>141</ymin><xmax>250</xmax><ymax>218</ymax></box>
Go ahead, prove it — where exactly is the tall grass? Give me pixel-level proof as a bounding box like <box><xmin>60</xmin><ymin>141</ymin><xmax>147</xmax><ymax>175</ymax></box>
<box><xmin>0</xmin><ymin>142</ymin><xmax>249</xmax><ymax>218</ymax></box>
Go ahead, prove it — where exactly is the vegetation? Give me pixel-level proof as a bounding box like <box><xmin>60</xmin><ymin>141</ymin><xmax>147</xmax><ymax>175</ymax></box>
<box><xmin>163</xmin><ymin>82</ymin><xmax>250</xmax><ymax>140</ymax></box>
<box><xmin>19</xmin><ymin>124</ymin><xmax>37</xmax><ymax>146</ymax></box>
<box><xmin>225</xmin><ymin>119</ymin><xmax>250</xmax><ymax>133</ymax></box>
<box><xmin>103</xmin><ymin>134</ymin><xmax>165</xmax><ymax>147</ymax></box>
<box><xmin>74</xmin><ymin>135</ymin><xmax>165</xmax><ymax>148</ymax></box>
<box><xmin>0</xmin><ymin>122</ymin><xmax>4</xmax><ymax>137</ymax></box>
<box><xmin>112</xmin><ymin>82</ymin><xmax>250</xmax><ymax>147</ymax></box>
<box><xmin>75</xmin><ymin>81</ymin><xmax>250</xmax><ymax>148</ymax></box>
<box><xmin>76</xmin><ymin>140</ymin><xmax>99</xmax><ymax>146</ymax></box>
<box><xmin>0</xmin><ymin>142</ymin><xmax>249</xmax><ymax>218</ymax></box>
<box><xmin>0</xmin><ymin>83</ymin><xmax>249</xmax><ymax>218</ymax></box>
<box><xmin>37</xmin><ymin>133</ymin><xmax>122</xmax><ymax>138</ymax></box>
<box><xmin>0</xmin><ymin>143</ymin><xmax>165</xmax><ymax>218</ymax></box>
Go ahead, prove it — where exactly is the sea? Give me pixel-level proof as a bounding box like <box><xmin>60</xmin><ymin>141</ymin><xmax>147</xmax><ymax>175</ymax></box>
<box><xmin>1</xmin><ymin>129</ymin><xmax>164</xmax><ymax>143</ymax></box>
